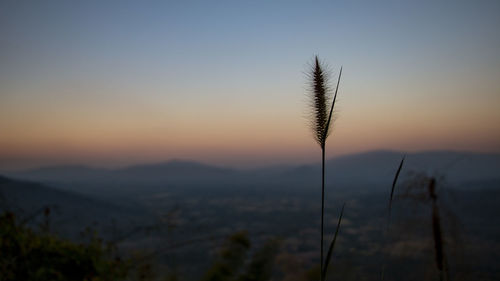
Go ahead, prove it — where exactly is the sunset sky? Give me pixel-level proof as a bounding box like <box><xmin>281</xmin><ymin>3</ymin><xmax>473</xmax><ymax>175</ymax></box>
<box><xmin>1</xmin><ymin>0</ymin><xmax>499</xmax><ymax>170</ymax></box>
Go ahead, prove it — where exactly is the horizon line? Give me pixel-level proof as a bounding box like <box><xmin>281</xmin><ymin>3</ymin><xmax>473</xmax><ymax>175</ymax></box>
<box><xmin>2</xmin><ymin>148</ymin><xmax>498</xmax><ymax>173</ymax></box>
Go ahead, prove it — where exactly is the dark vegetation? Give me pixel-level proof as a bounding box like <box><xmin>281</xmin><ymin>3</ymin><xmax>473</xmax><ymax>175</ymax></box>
<box><xmin>0</xmin><ymin>211</ymin><xmax>128</xmax><ymax>281</ymax></box>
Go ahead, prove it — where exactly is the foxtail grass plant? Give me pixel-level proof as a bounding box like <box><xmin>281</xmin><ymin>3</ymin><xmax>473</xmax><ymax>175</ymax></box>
<box><xmin>307</xmin><ymin>56</ymin><xmax>342</xmax><ymax>280</ymax></box>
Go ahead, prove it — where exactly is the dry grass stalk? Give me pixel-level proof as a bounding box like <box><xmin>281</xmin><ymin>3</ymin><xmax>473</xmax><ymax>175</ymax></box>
<box><xmin>307</xmin><ymin>56</ymin><xmax>342</xmax><ymax>280</ymax></box>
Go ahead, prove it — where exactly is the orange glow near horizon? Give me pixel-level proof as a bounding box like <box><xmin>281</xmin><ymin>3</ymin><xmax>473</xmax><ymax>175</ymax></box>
<box><xmin>1</xmin><ymin>88</ymin><xmax>500</xmax><ymax>171</ymax></box>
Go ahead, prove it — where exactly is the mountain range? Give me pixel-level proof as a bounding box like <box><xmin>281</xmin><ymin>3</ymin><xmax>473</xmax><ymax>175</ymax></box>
<box><xmin>3</xmin><ymin>150</ymin><xmax>500</xmax><ymax>194</ymax></box>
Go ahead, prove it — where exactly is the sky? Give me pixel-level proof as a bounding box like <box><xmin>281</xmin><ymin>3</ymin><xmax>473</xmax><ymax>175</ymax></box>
<box><xmin>1</xmin><ymin>0</ymin><xmax>499</xmax><ymax>170</ymax></box>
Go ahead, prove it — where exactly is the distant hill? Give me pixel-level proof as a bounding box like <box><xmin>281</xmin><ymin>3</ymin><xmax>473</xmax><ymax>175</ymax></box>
<box><xmin>120</xmin><ymin>159</ymin><xmax>232</xmax><ymax>175</ymax></box>
<box><xmin>0</xmin><ymin>175</ymin><xmax>149</xmax><ymax>238</ymax></box>
<box><xmin>116</xmin><ymin>159</ymin><xmax>238</xmax><ymax>184</ymax></box>
<box><xmin>326</xmin><ymin>150</ymin><xmax>500</xmax><ymax>185</ymax></box>
<box><xmin>5</xmin><ymin>150</ymin><xmax>500</xmax><ymax>194</ymax></box>
<box><xmin>277</xmin><ymin>150</ymin><xmax>500</xmax><ymax>190</ymax></box>
<box><xmin>7</xmin><ymin>165</ymin><xmax>111</xmax><ymax>183</ymax></box>
<box><xmin>9</xmin><ymin>159</ymin><xmax>235</xmax><ymax>182</ymax></box>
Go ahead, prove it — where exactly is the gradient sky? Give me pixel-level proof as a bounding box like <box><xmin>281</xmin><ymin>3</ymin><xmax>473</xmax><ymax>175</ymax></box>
<box><xmin>1</xmin><ymin>0</ymin><xmax>500</xmax><ymax>170</ymax></box>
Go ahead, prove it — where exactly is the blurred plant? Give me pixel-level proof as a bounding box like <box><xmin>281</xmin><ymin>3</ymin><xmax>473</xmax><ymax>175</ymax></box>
<box><xmin>397</xmin><ymin>173</ymin><xmax>453</xmax><ymax>281</ymax></box>
<box><xmin>201</xmin><ymin>231</ymin><xmax>251</xmax><ymax>281</ymax></box>
<box><xmin>202</xmin><ymin>231</ymin><xmax>281</xmax><ymax>281</ymax></box>
<box><xmin>237</xmin><ymin>237</ymin><xmax>281</xmax><ymax>281</ymax></box>
<box><xmin>0</xmin><ymin>210</ymin><xmax>130</xmax><ymax>281</ymax></box>
<box><xmin>428</xmin><ymin>178</ymin><xmax>447</xmax><ymax>281</ymax></box>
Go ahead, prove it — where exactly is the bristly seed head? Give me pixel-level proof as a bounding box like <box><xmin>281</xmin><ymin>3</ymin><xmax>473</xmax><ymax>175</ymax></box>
<box><xmin>311</xmin><ymin>56</ymin><xmax>329</xmax><ymax>147</ymax></box>
<box><xmin>308</xmin><ymin>56</ymin><xmax>341</xmax><ymax>148</ymax></box>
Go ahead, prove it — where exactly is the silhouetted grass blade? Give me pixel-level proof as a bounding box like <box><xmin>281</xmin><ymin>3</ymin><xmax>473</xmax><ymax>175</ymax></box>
<box><xmin>322</xmin><ymin>66</ymin><xmax>342</xmax><ymax>143</ymax></box>
<box><xmin>388</xmin><ymin>155</ymin><xmax>405</xmax><ymax>224</ymax></box>
<box><xmin>321</xmin><ymin>203</ymin><xmax>345</xmax><ymax>281</ymax></box>
<box><xmin>381</xmin><ymin>155</ymin><xmax>406</xmax><ymax>281</ymax></box>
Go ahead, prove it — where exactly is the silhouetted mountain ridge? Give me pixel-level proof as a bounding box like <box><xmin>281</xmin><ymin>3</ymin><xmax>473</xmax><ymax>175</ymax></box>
<box><xmin>278</xmin><ymin>150</ymin><xmax>500</xmax><ymax>189</ymax></box>
<box><xmin>0</xmin><ymin>175</ymin><xmax>149</xmax><ymax>238</ymax></box>
<box><xmin>119</xmin><ymin>159</ymin><xmax>233</xmax><ymax>176</ymax></box>
<box><xmin>5</xmin><ymin>150</ymin><xmax>500</xmax><ymax>192</ymax></box>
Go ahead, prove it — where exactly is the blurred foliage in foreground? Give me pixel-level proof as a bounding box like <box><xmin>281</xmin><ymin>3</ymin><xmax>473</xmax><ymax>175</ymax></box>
<box><xmin>202</xmin><ymin>231</ymin><xmax>280</xmax><ymax>281</ymax></box>
<box><xmin>0</xmin><ymin>211</ymin><xmax>129</xmax><ymax>281</ymax></box>
<box><xmin>0</xmin><ymin>210</ymin><xmax>284</xmax><ymax>281</ymax></box>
